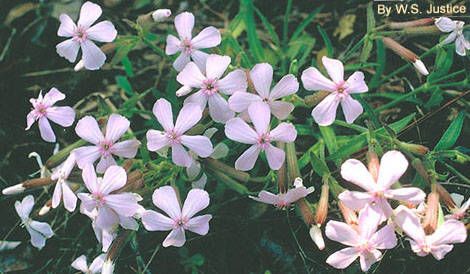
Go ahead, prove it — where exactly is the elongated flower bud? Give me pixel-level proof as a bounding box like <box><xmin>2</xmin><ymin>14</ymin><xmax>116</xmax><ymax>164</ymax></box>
<box><xmin>367</xmin><ymin>151</ymin><xmax>380</xmax><ymax>182</ymax></box>
<box><xmin>389</xmin><ymin>18</ymin><xmax>434</xmax><ymax>29</ymax></box>
<box><xmin>102</xmin><ymin>259</ymin><xmax>115</xmax><ymax>274</ymax></box>
<box><xmin>277</xmin><ymin>142</ymin><xmax>287</xmax><ymax>193</ymax></box>
<box><xmin>436</xmin><ymin>183</ymin><xmax>457</xmax><ymax>209</ymax></box>
<box><xmin>38</xmin><ymin>200</ymin><xmax>52</xmax><ymax>216</ymax></box>
<box><xmin>2</xmin><ymin>183</ymin><xmax>25</xmax><ymax>195</ymax></box>
<box><xmin>382</xmin><ymin>37</ymin><xmax>429</xmax><ymax>76</ymax></box>
<box><xmin>2</xmin><ymin>177</ymin><xmax>54</xmax><ymax>195</ymax></box>
<box><xmin>297</xmin><ymin>198</ymin><xmax>315</xmax><ymax>226</ymax></box>
<box><xmin>400</xmin><ymin>142</ymin><xmax>429</xmax><ymax>155</ymax></box>
<box><xmin>152</xmin><ymin>9</ymin><xmax>171</xmax><ymax>22</ymax></box>
<box><xmin>304</xmin><ymin>91</ymin><xmax>329</xmax><ymax>107</ymax></box>
<box><xmin>338</xmin><ymin>201</ymin><xmax>358</xmax><ymax>226</ymax></box>
<box><xmin>309</xmin><ymin>225</ymin><xmax>325</xmax><ymax>250</ymax></box>
<box><xmin>423</xmin><ymin>191</ymin><xmax>439</xmax><ymax>234</ymax></box>
<box><xmin>315</xmin><ymin>184</ymin><xmax>329</xmax><ymax>225</ymax></box>
<box><xmin>205</xmin><ymin>158</ymin><xmax>250</xmax><ymax>183</ymax></box>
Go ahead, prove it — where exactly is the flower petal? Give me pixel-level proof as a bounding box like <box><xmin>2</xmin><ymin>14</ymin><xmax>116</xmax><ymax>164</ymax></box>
<box><xmin>186</xmin><ymin>215</ymin><xmax>212</xmax><ymax>235</ymax></box>
<box><xmin>173</xmin><ymin>52</ymin><xmax>191</xmax><ymax>71</ymax></box>
<box><xmin>52</xmin><ymin>182</ymin><xmax>62</xmax><ymax>209</ymax></box>
<box><xmin>81</xmin><ymin>164</ymin><xmax>98</xmax><ymax>193</ymax></box>
<box><xmin>172</xmin><ymin>144</ymin><xmax>193</xmax><ymax>167</ymax></box>
<box><xmin>81</xmin><ymin>40</ymin><xmax>106</xmax><ymax>70</ymax></box>
<box><xmin>87</xmin><ymin>21</ymin><xmax>117</xmax><ymax>42</ymax></box>
<box><xmin>455</xmin><ymin>35</ymin><xmax>469</xmax><ymax>56</ymax></box>
<box><xmin>340</xmin><ymin>96</ymin><xmax>363</xmax><ymax>124</ymax></box>
<box><xmin>163</xmin><ymin>227</ymin><xmax>186</xmax><ymax>247</ymax></box>
<box><xmin>250</xmin><ymin>63</ymin><xmax>273</xmax><ymax>98</ymax></box>
<box><xmin>301</xmin><ymin>67</ymin><xmax>336</xmax><ymax>91</ymax></box>
<box><xmin>95</xmin><ymin>206</ymin><xmax>119</xmax><ymax>229</ymax></box>
<box><xmin>428</xmin><ymin>219</ymin><xmax>467</xmax><ymax>246</ymax></box>
<box><xmin>224</xmin><ymin>118</ymin><xmax>258</xmax><ymax>144</ymax></box>
<box><xmin>56</xmin><ymin>38</ymin><xmax>80</xmax><ymax>63</ymax></box>
<box><xmin>182</xmin><ymin>188</ymin><xmax>210</xmax><ymax>219</ymax></box>
<box><xmin>217</xmin><ymin>69</ymin><xmax>247</xmax><ymax>95</ymax></box>
<box><xmin>227</xmin><ymin>91</ymin><xmax>261</xmax><ymax>112</ymax></box>
<box><xmin>249</xmin><ymin>191</ymin><xmax>280</xmax><ymax>205</ymax></box>
<box><xmin>264</xmin><ymin>144</ymin><xmax>285</xmax><ymax>170</ymax></box>
<box><xmin>269</xmin><ymin>74</ymin><xmax>299</xmax><ymax>99</ymax></box>
<box><xmin>38</xmin><ymin>117</ymin><xmax>56</xmax><ymax>142</ymax></box>
<box><xmin>105</xmin><ymin>114</ymin><xmax>129</xmax><ymax>142</ymax></box>
<box><xmin>435</xmin><ymin>17</ymin><xmax>456</xmax><ymax>33</ymax></box>
<box><xmin>43</xmin><ymin>87</ymin><xmax>66</xmax><ymax>105</ymax></box>
<box><xmin>15</xmin><ymin>195</ymin><xmax>34</xmax><ymax>220</ymax></box>
<box><xmin>284</xmin><ymin>187</ymin><xmax>314</xmax><ymax>204</ymax></box>
<box><xmin>174</xmin><ymin>12</ymin><xmax>194</xmax><ymax>39</ymax></box>
<box><xmin>100</xmin><ymin>165</ymin><xmax>127</xmax><ymax>194</ymax></box>
<box><xmin>191</xmin><ymin>26</ymin><xmax>221</xmax><ymax>49</ymax></box>
<box><xmin>152</xmin><ymin>186</ymin><xmax>181</xmax><ymax>220</ymax></box>
<box><xmin>46</xmin><ymin>106</ymin><xmax>75</xmax><ymax>127</ymax></box>
<box><xmin>71</xmin><ymin>255</ymin><xmax>88</xmax><ymax>272</ymax></box>
<box><xmin>325</xmin><ymin>220</ymin><xmax>360</xmax><ymax>246</ymax></box>
<box><xmin>181</xmin><ymin>135</ymin><xmax>213</xmax><ymax>158</ymax></box>
<box><xmin>176</xmin><ymin>62</ymin><xmax>205</xmax><ymax>88</ymax></box>
<box><xmin>106</xmin><ymin>193</ymin><xmax>141</xmax><ymax>217</ymax></box>
<box><xmin>385</xmin><ymin>187</ymin><xmax>425</xmax><ymax>205</ymax></box>
<box><xmin>152</xmin><ymin>98</ymin><xmax>174</xmax><ymax>132</ymax></box>
<box><xmin>430</xmin><ymin>244</ymin><xmax>454</xmax><ymax>260</ymax></box>
<box><xmin>269</xmin><ymin>101</ymin><xmax>294</xmax><ymax>120</ymax></box>
<box><xmin>235</xmin><ymin>145</ymin><xmax>261</xmax><ymax>171</ymax></box>
<box><xmin>205</xmin><ymin>54</ymin><xmax>230</xmax><ymax>79</ymax></box>
<box><xmin>377</xmin><ymin>150</ymin><xmax>408</xmax><ymax>190</ymax></box>
<box><xmin>75</xmin><ymin>116</ymin><xmax>104</xmax><ymax>144</ymax></box>
<box><xmin>146</xmin><ymin>130</ymin><xmax>170</xmax><ymax>151</ymax></box>
<box><xmin>338</xmin><ymin>190</ymin><xmax>374</xmax><ymax>211</ymax></box>
<box><xmin>26</xmin><ymin>111</ymin><xmax>36</xmax><ymax>130</ymax></box>
<box><xmin>394</xmin><ymin>205</ymin><xmax>426</xmax><ymax>244</ymax></box>
<box><xmin>248</xmin><ymin>101</ymin><xmax>270</xmax><ymax>134</ymax></box>
<box><xmin>270</xmin><ymin>122</ymin><xmax>297</xmax><ymax>142</ymax></box>
<box><xmin>345</xmin><ymin>71</ymin><xmax>368</xmax><ymax>94</ymax></box>
<box><xmin>174</xmin><ymin>103</ymin><xmax>202</xmax><ymax>135</ymax></box>
<box><xmin>184</xmin><ymin>90</ymin><xmax>208</xmax><ymax>109</ymax></box>
<box><xmin>78</xmin><ymin>1</ymin><xmax>102</xmax><ymax>28</ymax></box>
<box><xmin>96</xmin><ymin>156</ymin><xmax>117</xmax><ymax>174</ymax></box>
<box><xmin>370</xmin><ymin>224</ymin><xmax>397</xmax><ymax>249</ymax></box>
<box><xmin>359</xmin><ymin>249</ymin><xmax>382</xmax><ymax>272</ymax></box>
<box><xmin>311</xmin><ymin>94</ymin><xmax>340</xmax><ymax>126</ymax></box>
<box><xmin>74</xmin><ymin>146</ymin><xmax>101</xmax><ymax>169</ymax></box>
<box><xmin>62</xmin><ymin>183</ymin><xmax>77</xmax><ymax>212</ymax></box>
<box><xmin>322</xmin><ymin>56</ymin><xmax>344</xmax><ymax>84</ymax></box>
<box><xmin>326</xmin><ymin>247</ymin><xmax>359</xmax><ymax>270</ymax></box>
<box><xmin>207</xmin><ymin>93</ymin><xmax>234</xmax><ymax>123</ymax></box>
<box><xmin>166</xmin><ymin>35</ymin><xmax>181</xmax><ymax>55</ymax></box>
<box><xmin>111</xmin><ymin>139</ymin><xmax>140</xmax><ymax>158</ymax></box>
<box><xmin>190</xmin><ymin>50</ymin><xmax>208</xmax><ymax>72</ymax></box>
<box><xmin>142</xmin><ymin>210</ymin><xmax>174</xmax><ymax>231</ymax></box>
<box><xmin>89</xmin><ymin>254</ymin><xmax>106</xmax><ymax>273</ymax></box>
<box><xmin>358</xmin><ymin>204</ymin><xmax>381</xmax><ymax>240</ymax></box>
<box><xmin>57</xmin><ymin>14</ymin><xmax>76</xmax><ymax>37</ymax></box>
<box><xmin>442</xmin><ymin>32</ymin><xmax>457</xmax><ymax>45</ymax></box>
<box><xmin>340</xmin><ymin>159</ymin><xmax>376</xmax><ymax>191</ymax></box>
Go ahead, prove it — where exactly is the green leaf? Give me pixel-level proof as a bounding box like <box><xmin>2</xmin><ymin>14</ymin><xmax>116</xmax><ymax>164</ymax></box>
<box><xmin>317</xmin><ymin>25</ymin><xmax>334</xmax><ymax>57</ymax></box>
<box><xmin>328</xmin><ymin>134</ymin><xmax>368</xmax><ymax>162</ymax></box>
<box><xmin>254</xmin><ymin>7</ymin><xmax>280</xmax><ymax>46</ymax></box>
<box><xmin>369</xmin><ymin>39</ymin><xmax>385</xmax><ymax>88</ymax></box>
<box><xmin>434</xmin><ymin>112</ymin><xmax>465</xmax><ymax>150</ymax></box>
<box><xmin>241</xmin><ymin>0</ymin><xmax>265</xmax><ymax>62</ymax></box>
<box><xmin>115</xmin><ymin>76</ymin><xmax>133</xmax><ymax>96</ymax></box>
<box><xmin>290</xmin><ymin>6</ymin><xmax>323</xmax><ymax>41</ymax></box>
<box><xmin>428</xmin><ymin>47</ymin><xmax>453</xmax><ymax>82</ymax></box>
<box><xmin>319</xmin><ymin>126</ymin><xmax>337</xmax><ymax>154</ymax></box>
<box><xmin>309</xmin><ymin>151</ymin><xmax>330</xmax><ymax>177</ymax></box>
<box><xmin>121</xmin><ymin>56</ymin><xmax>134</xmax><ymax>77</ymax></box>
<box><xmin>111</xmin><ymin>35</ymin><xmax>139</xmax><ymax>65</ymax></box>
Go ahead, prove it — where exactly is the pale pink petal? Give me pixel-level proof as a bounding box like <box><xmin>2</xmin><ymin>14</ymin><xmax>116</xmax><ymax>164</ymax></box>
<box><xmin>100</xmin><ymin>165</ymin><xmax>126</xmax><ymax>194</ymax></box>
<box><xmin>284</xmin><ymin>187</ymin><xmax>314</xmax><ymax>204</ymax></box>
<box><xmin>359</xmin><ymin>249</ymin><xmax>382</xmax><ymax>272</ymax></box>
<box><xmin>43</xmin><ymin>87</ymin><xmax>65</xmax><ymax>105</ymax></box>
<box><xmin>325</xmin><ymin>220</ymin><xmax>360</xmax><ymax>246</ymax></box>
<box><xmin>81</xmin><ymin>164</ymin><xmax>98</xmax><ymax>193</ymax></box>
<box><xmin>152</xmin><ymin>186</ymin><xmax>181</xmax><ymax>220</ymax></box>
<box><xmin>340</xmin><ymin>96</ymin><xmax>363</xmax><ymax>124</ymax></box>
<box><xmin>95</xmin><ymin>206</ymin><xmax>119</xmax><ymax>229</ymax></box>
<box><xmin>184</xmin><ymin>90</ymin><xmax>208</xmax><ymax>109</ymax></box>
<box><xmin>326</xmin><ymin>247</ymin><xmax>359</xmax><ymax>270</ymax></box>
<box><xmin>235</xmin><ymin>145</ymin><xmax>261</xmax><ymax>171</ymax></box>
<box><xmin>264</xmin><ymin>144</ymin><xmax>285</xmax><ymax>170</ymax></box>
<box><xmin>57</xmin><ymin>14</ymin><xmax>76</xmax><ymax>37</ymax></box>
<box><xmin>322</xmin><ymin>56</ymin><xmax>344</xmax><ymax>84</ymax></box>
<box><xmin>163</xmin><ymin>227</ymin><xmax>186</xmax><ymax>247</ymax></box>
<box><xmin>81</xmin><ymin>40</ymin><xmax>106</xmax><ymax>70</ymax></box>
<box><xmin>56</xmin><ymin>38</ymin><xmax>80</xmax><ymax>63</ymax></box>
<box><xmin>269</xmin><ymin>74</ymin><xmax>299</xmax><ymax>99</ymax></box>
<box><xmin>51</xmin><ymin>182</ymin><xmax>62</xmax><ymax>209</ymax></box>
<box><xmin>174</xmin><ymin>103</ymin><xmax>202</xmax><ymax>135</ymax></box>
<box><xmin>224</xmin><ymin>118</ymin><xmax>258</xmax><ymax>144</ymax></box>
<box><xmin>205</xmin><ymin>54</ymin><xmax>230</xmax><ymax>79</ymax></box>
<box><xmin>217</xmin><ymin>69</ymin><xmax>247</xmax><ymax>95</ymax></box>
<box><xmin>166</xmin><ymin>34</ymin><xmax>181</xmax><ymax>55</ymax></box>
<box><xmin>142</xmin><ymin>210</ymin><xmax>174</xmax><ymax>231</ymax></box>
<box><xmin>311</xmin><ymin>94</ymin><xmax>340</xmax><ymax>126</ymax></box>
<box><xmin>191</xmin><ymin>26</ymin><xmax>221</xmax><ymax>49</ymax></box>
<box><xmin>269</xmin><ymin>123</ymin><xmax>297</xmax><ymax>142</ymax></box>
<box><xmin>62</xmin><ymin>182</ymin><xmax>77</xmax><ymax>212</ymax></box>
<box><xmin>435</xmin><ymin>17</ymin><xmax>456</xmax><ymax>32</ymax></box>
<box><xmin>358</xmin><ymin>204</ymin><xmax>381</xmax><ymax>239</ymax></box>
<box><xmin>249</xmin><ymin>191</ymin><xmax>280</xmax><ymax>205</ymax></box>
<box><xmin>176</xmin><ymin>62</ymin><xmax>205</xmax><ymax>88</ymax></box>
<box><xmin>182</xmin><ymin>188</ymin><xmax>210</xmax><ymax>218</ymax></box>
<box><xmin>377</xmin><ymin>150</ymin><xmax>408</xmax><ymax>190</ymax></box>
<box><xmin>26</xmin><ymin>111</ymin><xmax>36</xmax><ymax>130</ymax></box>
<box><xmin>394</xmin><ymin>205</ymin><xmax>426</xmax><ymax>244</ymax></box>
<box><xmin>89</xmin><ymin>254</ymin><xmax>106</xmax><ymax>273</ymax></box>
<box><xmin>248</xmin><ymin>101</ymin><xmax>270</xmax><ymax>134</ymax></box>
<box><xmin>428</xmin><ymin>219</ymin><xmax>467</xmax><ymax>246</ymax></box>
<box><xmin>146</xmin><ymin>130</ymin><xmax>170</xmax><ymax>151</ymax></box>
<box><xmin>345</xmin><ymin>71</ymin><xmax>368</xmax><ymax>94</ymax></box>
<box><xmin>430</xmin><ymin>244</ymin><xmax>454</xmax><ymax>260</ymax></box>
<box><xmin>338</xmin><ymin>190</ymin><xmax>374</xmax><ymax>210</ymax></box>
<box><xmin>377</xmin><ymin>197</ymin><xmax>394</xmax><ymax>218</ymax></box>
<box><xmin>71</xmin><ymin>255</ymin><xmax>88</xmax><ymax>272</ymax></box>
<box><xmin>105</xmin><ymin>114</ymin><xmax>129</xmax><ymax>142</ymax></box>
<box><xmin>77</xmin><ymin>1</ymin><xmax>102</xmax><ymax>28</ymax></box>
<box><xmin>111</xmin><ymin>139</ymin><xmax>140</xmax><ymax>158</ymax></box>
<box><xmin>74</xmin><ymin>146</ymin><xmax>101</xmax><ymax>169</ymax></box>
<box><xmin>15</xmin><ymin>195</ymin><xmax>34</xmax><ymax>220</ymax></box>
<box><xmin>87</xmin><ymin>21</ymin><xmax>117</xmax><ymax>42</ymax></box>
<box><xmin>152</xmin><ymin>98</ymin><xmax>174</xmax><ymax>131</ymax></box>
<box><xmin>227</xmin><ymin>91</ymin><xmax>261</xmax><ymax>112</ymax></box>
<box><xmin>207</xmin><ymin>93</ymin><xmax>234</xmax><ymax>123</ymax></box>
<box><xmin>250</xmin><ymin>63</ymin><xmax>273</xmax><ymax>98</ymax></box>
<box><xmin>301</xmin><ymin>67</ymin><xmax>336</xmax><ymax>91</ymax></box>
<box><xmin>385</xmin><ymin>187</ymin><xmax>425</xmax><ymax>204</ymax></box>
<box><xmin>269</xmin><ymin>101</ymin><xmax>294</xmax><ymax>120</ymax></box>
<box><xmin>186</xmin><ymin>215</ymin><xmax>212</xmax><ymax>235</ymax></box>
<box><xmin>46</xmin><ymin>106</ymin><xmax>75</xmax><ymax>127</ymax></box>
<box><xmin>455</xmin><ymin>35</ymin><xmax>468</xmax><ymax>56</ymax></box>
<box><xmin>173</xmin><ymin>52</ymin><xmax>191</xmax><ymax>71</ymax></box>
<box><xmin>190</xmin><ymin>50</ymin><xmax>208</xmax><ymax>72</ymax></box>
<box><xmin>370</xmin><ymin>224</ymin><xmax>397</xmax><ymax>249</ymax></box>
<box><xmin>174</xmin><ymin>12</ymin><xmax>194</xmax><ymax>39</ymax></box>
<box><xmin>106</xmin><ymin>193</ymin><xmax>141</xmax><ymax>217</ymax></box>
<box><xmin>96</xmin><ymin>156</ymin><xmax>117</xmax><ymax>174</ymax></box>
<box><xmin>172</xmin><ymin>144</ymin><xmax>193</xmax><ymax>167</ymax></box>
<box><xmin>75</xmin><ymin>116</ymin><xmax>104</xmax><ymax>144</ymax></box>
<box><xmin>119</xmin><ymin>215</ymin><xmax>139</xmax><ymax>230</ymax></box>
<box><xmin>442</xmin><ymin>31</ymin><xmax>457</xmax><ymax>45</ymax></box>
<box><xmin>340</xmin><ymin>159</ymin><xmax>376</xmax><ymax>191</ymax></box>
<box><xmin>78</xmin><ymin>193</ymin><xmax>97</xmax><ymax>213</ymax></box>
<box><xmin>38</xmin><ymin>117</ymin><xmax>56</xmax><ymax>142</ymax></box>
<box><xmin>180</xmin><ymin>135</ymin><xmax>213</xmax><ymax>158</ymax></box>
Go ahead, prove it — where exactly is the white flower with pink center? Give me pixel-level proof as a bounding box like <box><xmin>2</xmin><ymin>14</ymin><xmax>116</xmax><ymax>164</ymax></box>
<box><xmin>51</xmin><ymin>153</ymin><xmax>77</xmax><ymax>212</ymax></box>
<box><xmin>224</xmin><ymin>102</ymin><xmax>297</xmax><ymax>171</ymax></box>
<box><xmin>325</xmin><ymin>205</ymin><xmax>397</xmax><ymax>272</ymax></box>
<box><xmin>228</xmin><ymin>63</ymin><xmax>299</xmax><ymax>120</ymax></box>
<box><xmin>142</xmin><ymin>186</ymin><xmax>212</xmax><ymax>247</ymax></box>
<box><xmin>301</xmin><ymin>56</ymin><xmax>368</xmax><ymax>126</ymax></box>
<box><xmin>166</xmin><ymin>12</ymin><xmax>221</xmax><ymax>71</ymax></box>
<box><xmin>435</xmin><ymin>17</ymin><xmax>470</xmax><ymax>56</ymax></box>
<box><xmin>146</xmin><ymin>98</ymin><xmax>214</xmax><ymax>167</ymax></box>
<box><xmin>250</xmin><ymin>178</ymin><xmax>314</xmax><ymax>208</ymax></box>
<box><xmin>56</xmin><ymin>1</ymin><xmax>117</xmax><ymax>70</ymax></box>
<box><xmin>74</xmin><ymin>114</ymin><xmax>141</xmax><ymax>173</ymax></box>
<box><xmin>26</xmin><ymin>88</ymin><xmax>75</xmax><ymax>142</ymax></box>
<box><xmin>71</xmin><ymin>254</ymin><xmax>106</xmax><ymax>274</ymax></box>
<box><xmin>176</xmin><ymin>54</ymin><xmax>247</xmax><ymax>123</ymax></box>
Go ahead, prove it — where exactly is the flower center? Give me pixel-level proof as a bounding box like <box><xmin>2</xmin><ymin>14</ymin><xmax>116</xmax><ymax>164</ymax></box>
<box><xmin>174</xmin><ymin>217</ymin><xmax>189</xmax><ymax>228</ymax></box>
<box><xmin>165</xmin><ymin>130</ymin><xmax>181</xmax><ymax>145</ymax></box>
<box><xmin>73</xmin><ymin>27</ymin><xmax>88</xmax><ymax>43</ymax></box>
<box><xmin>421</xmin><ymin>243</ymin><xmax>431</xmax><ymax>253</ymax></box>
<box><xmin>99</xmin><ymin>140</ymin><xmax>114</xmax><ymax>157</ymax></box>
<box><xmin>257</xmin><ymin>133</ymin><xmax>271</xmax><ymax>149</ymax></box>
<box><xmin>358</xmin><ymin>241</ymin><xmax>372</xmax><ymax>252</ymax></box>
<box><xmin>181</xmin><ymin>38</ymin><xmax>192</xmax><ymax>54</ymax></box>
<box><xmin>34</xmin><ymin>103</ymin><xmax>48</xmax><ymax>117</ymax></box>
<box><xmin>93</xmin><ymin>193</ymin><xmax>106</xmax><ymax>207</ymax></box>
<box><xmin>202</xmin><ymin>78</ymin><xmax>218</xmax><ymax>96</ymax></box>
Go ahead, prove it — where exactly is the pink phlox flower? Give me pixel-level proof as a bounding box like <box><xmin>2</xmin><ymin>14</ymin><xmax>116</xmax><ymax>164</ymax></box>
<box><xmin>224</xmin><ymin>101</ymin><xmax>297</xmax><ymax>171</ymax></box>
<box><xmin>71</xmin><ymin>254</ymin><xmax>106</xmax><ymax>274</ymax></box>
<box><xmin>435</xmin><ymin>17</ymin><xmax>470</xmax><ymax>56</ymax></box>
<box><xmin>77</xmin><ymin>165</ymin><xmax>142</xmax><ymax>230</ymax></box>
<box><xmin>250</xmin><ymin>178</ymin><xmax>314</xmax><ymax>208</ymax></box>
<box><xmin>176</xmin><ymin>54</ymin><xmax>247</xmax><ymax>123</ymax></box>
<box><xmin>146</xmin><ymin>98</ymin><xmax>214</xmax><ymax>167</ymax></box>
<box><xmin>74</xmin><ymin>114</ymin><xmax>141</xmax><ymax>173</ymax></box>
<box><xmin>228</xmin><ymin>63</ymin><xmax>299</xmax><ymax>120</ymax></box>
<box><xmin>26</xmin><ymin>88</ymin><xmax>75</xmax><ymax>142</ymax></box>
<box><xmin>445</xmin><ymin>193</ymin><xmax>470</xmax><ymax>220</ymax></box>
<box><xmin>56</xmin><ymin>1</ymin><xmax>117</xmax><ymax>70</ymax></box>
<box><xmin>51</xmin><ymin>153</ymin><xmax>77</xmax><ymax>212</ymax></box>
<box><xmin>338</xmin><ymin>150</ymin><xmax>425</xmax><ymax>218</ymax></box>
<box><xmin>325</xmin><ymin>204</ymin><xmax>397</xmax><ymax>272</ymax></box>
<box><xmin>142</xmin><ymin>186</ymin><xmax>212</xmax><ymax>247</ymax></box>
<box><xmin>394</xmin><ymin>205</ymin><xmax>467</xmax><ymax>260</ymax></box>
<box><xmin>166</xmin><ymin>12</ymin><xmax>221</xmax><ymax>71</ymax></box>
<box><xmin>301</xmin><ymin>56</ymin><xmax>368</xmax><ymax>126</ymax></box>
<box><xmin>14</xmin><ymin>195</ymin><xmax>54</xmax><ymax>249</ymax></box>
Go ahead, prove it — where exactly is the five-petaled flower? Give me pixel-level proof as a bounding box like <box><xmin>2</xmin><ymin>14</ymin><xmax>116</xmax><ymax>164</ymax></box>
<box><xmin>325</xmin><ymin>205</ymin><xmax>397</xmax><ymax>272</ymax></box>
<box><xmin>301</xmin><ymin>56</ymin><xmax>368</xmax><ymax>126</ymax></box>
<box><xmin>77</xmin><ymin>165</ymin><xmax>143</xmax><ymax>230</ymax></box>
<box><xmin>250</xmin><ymin>178</ymin><xmax>314</xmax><ymax>208</ymax></box>
<box><xmin>166</xmin><ymin>12</ymin><xmax>221</xmax><ymax>71</ymax></box>
<box><xmin>51</xmin><ymin>153</ymin><xmax>77</xmax><ymax>212</ymax></box>
<box><xmin>71</xmin><ymin>254</ymin><xmax>106</xmax><ymax>274</ymax></box>
<box><xmin>56</xmin><ymin>1</ymin><xmax>117</xmax><ymax>70</ymax></box>
<box><xmin>229</xmin><ymin>63</ymin><xmax>299</xmax><ymax>120</ymax></box>
<box><xmin>142</xmin><ymin>186</ymin><xmax>212</xmax><ymax>247</ymax></box>
<box><xmin>338</xmin><ymin>150</ymin><xmax>425</xmax><ymax>218</ymax></box>
<box><xmin>176</xmin><ymin>54</ymin><xmax>247</xmax><ymax>123</ymax></box>
<box><xmin>26</xmin><ymin>87</ymin><xmax>75</xmax><ymax>142</ymax></box>
<box><xmin>146</xmin><ymin>98</ymin><xmax>214</xmax><ymax>167</ymax></box>
<box><xmin>74</xmin><ymin>114</ymin><xmax>141</xmax><ymax>173</ymax></box>
<box><xmin>395</xmin><ymin>205</ymin><xmax>467</xmax><ymax>260</ymax></box>
<box><xmin>435</xmin><ymin>17</ymin><xmax>470</xmax><ymax>56</ymax></box>
<box><xmin>224</xmin><ymin>101</ymin><xmax>297</xmax><ymax>171</ymax></box>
